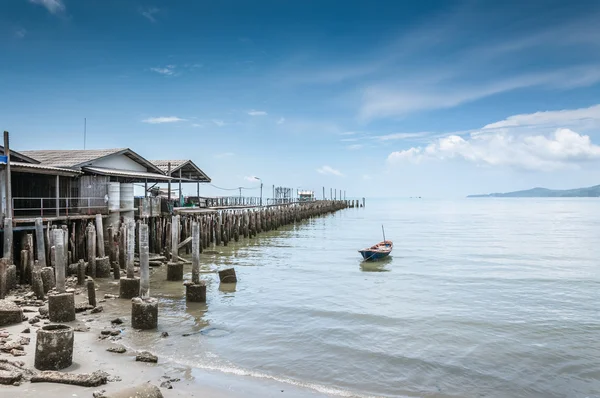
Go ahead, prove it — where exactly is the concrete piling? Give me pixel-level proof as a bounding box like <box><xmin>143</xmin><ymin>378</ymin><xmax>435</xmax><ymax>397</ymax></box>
<box><xmin>131</xmin><ymin>297</ymin><xmax>158</xmax><ymax>330</ymax></box>
<box><xmin>218</xmin><ymin>268</ymin><xmax>237</xmax><ymax>283</ymax></box>
<box><xmin>3</xmin><ymin>218</ymin><xmax>13</xmax><ymax>264</ymax></box>
<box><xmin>77</xmin><ymin>260</ymin><xmax>86</xmax><ymax>286</ymax></box>
<box><xmin>48</xmin><ymin>229</ymin><xmax>75</xmax><ymax>323</ymax></box>
<box><xmin>86</xmin><ymin>223</ymin><xmax>97</xmax><ymax>277</ymax></box>
<box><xmin>185</xmin><ymin>221</ymin><xmax>205</xmax><ymax>303</ymax></box>
<box><xmin>120</xmin><ymin>219</ymin><xmax>140</xmax><ymax>299</ymax></box>
<box><xmin>34</xmin><ymin>324</ymin><xmax>74</xmax><ymax>371</ymax></box>
<box><xmin>87</xmin><ymin>278</ymin><xmax>97</xmax><ymax>307</ymax></box>
<box><xmin>139</xmin><ymin>223</ymin><xmax>150</xmax><ymax>298</ymax></box>
<box><xmin>32</xmin><ymin>269</ymin><xmax>45</xmax><ymax>300</ymax></box>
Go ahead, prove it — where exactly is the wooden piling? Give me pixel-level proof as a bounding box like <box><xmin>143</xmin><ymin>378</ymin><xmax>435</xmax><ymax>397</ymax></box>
<box><xmin>3</xmin><ymin>218</ymin><xmax>13</xmax><ymax>265</ymax></box>
<box><xmin>95</xmin><ymin>214</ymin><xmax>105</xmax><ymax>258</ymax></box>
<box><xmin>35</xmin><ymin>218</ymin><xmax>46</xmax><ymax>268</ymax></box>
<box><xmin>139</xmin><ymin>223</ymin><xmax>150</xmax><ymax>298</ymax></box>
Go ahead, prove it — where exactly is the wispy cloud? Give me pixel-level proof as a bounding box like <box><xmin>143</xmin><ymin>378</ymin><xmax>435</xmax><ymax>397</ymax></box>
<box><xmin>214</xmin><ymin>152</ymin><xmax>235</xmax><ymax>159</ymax></box>
<box><xmin>140</xmin><ymin>7</ymin><xmax>160</xmax><ymax>22</ymax></box>
<box><xmin>244</xmin><ymin>176</ymin><xmax>260</xmax><ymax>182</ymax></box>
<box><xmin>375</xmin><ymin>132</ymin><xmax>431</xmax><ymax>141</ymax></box>
<box><xmin>14</xmin><ymin>28</ymin><xmax>27</xmax><ymax>39</ymax></box>
<box><xmin>277</xmin><ymin>117</ymin><xmax>286</xmax><ymax>124</ymax></box>
<box><xmin>191</xmin><ymin>123</ymin><xmax>204</xmax><ymax>128</ymax></box>
<box><xmin>150</xmin><ymin>65</ymin><xmax>176</xmax><ymax>76</ymax></box>
<box><xmin>29</xmin><ymin>0</ymin><xmax>65</xmax><ymax>14</ymax></box>
<box><xmin>317</xmin><ymin>165</ymin><xmax>344</xmax><ymax>176</ymax></box>
<box><xmin>339</xmin><ymin>131</ymin><xmax>358</xmax><ymax>136</ymax></box>
<box><xmin>248</xmin><ymin>110</ymin><xmax>268</xmax><ymax>116</ymax></box>
<box><xmin>346</xmin><ymin>144</ymin><xmax>364</xmax><ymax>150</ymax></box>
<box><xmin>142</xmin><ymin>116</ymin><xmax>186</xmax><ymax>124</ymax></box>
<box><xmin>482</xmin><ymin>104</ymin><xmax>600</xmax><ymax>130</ymax></box>
<box><xmin>212</xmin><ymin>119</ymin><xmax>225</xmax><ymax>127</ymax></box>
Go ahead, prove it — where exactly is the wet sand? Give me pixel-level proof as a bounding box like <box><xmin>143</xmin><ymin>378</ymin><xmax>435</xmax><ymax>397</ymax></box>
<box><xmin>1</xmin><ymin>281</ymin><xmax>328</xmax><ymax>398</ymax></box>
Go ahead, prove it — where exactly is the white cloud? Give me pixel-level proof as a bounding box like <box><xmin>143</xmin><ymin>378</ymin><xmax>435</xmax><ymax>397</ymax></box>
<box><xmin>214</xmin><ymin>152</ymin><xmax>235</xmax><ymax>159</ymax></box>
<box><xmin>317</xmin><ymin>165</ymin><xmax>344</xmax><ymax>176</ymax></box>
<box><xmin>277</xmin><ymin>117</ymin><xmax>286</xmax><ymax>124</ymax></box>
<box><xmin>191</xmin><ymin>123</ymin><xmax>204</xmax><ymax>128</ymax></box>
<box><xmin>150</xmin><ymin>66</ymin><xmax>176</xmax><ymax>76</ymax></box>
<box><xmin>14</xmin><ymin>28</ymin><xmax>27</xmax><ymax>39</ymax></box>
<box><xmin>346</xmin><ymin>144</ymin><xmax>364</xmax><ymax>150</ymax></box>
<box><xmin>29</xmin><ymin>0</ymin><xmax>64</xmax><ymax>14</ymax></box>
<box><xmin>142</xmin><ymin>116</ymin><xmax>186</xmax><ymax>124</ymax></box>
<box><xmin>339</xmin><ymin>131</ymin><xmax>358</xmax><ymax>136</ymax></box>
<box><xmin>212</xmin><ymin>119</ymin><xmax>225</xmax><ymax>127</ymax></box>
<box><xmin>141</xmin><ymin>7</ymin><xmax>159</xmax><ymax>22</ymax></box>
<box><xmin>388</xmin><ymin>129</ymin><xmax>600</xmax><ymax>171</ymax></box>
<box><xmin>248</xmin><ymin>110</ymin><xmax>268</xmax><ymax>116</ymax></box>
<box><xmin>244</xmin><ymin>176</ymin><xmax>260</xmax><ymax>182</ymax></box>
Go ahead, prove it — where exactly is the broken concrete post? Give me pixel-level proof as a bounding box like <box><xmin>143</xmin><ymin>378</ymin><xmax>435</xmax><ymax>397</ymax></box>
<box><xmin>119</xmin><ymin>277</ymin><xmax>140</xmax><ymax>299</ymax></box>
<box><xmin>139</xmin><ymin>223</ymin><xmax>150</xmax><ymax>298</ymax></box>
<box><xmin>0</xmin><ymin>299</ymin><xmax>23</xmax><ymax>326</ymax></box>
<box><xmin>87</xmin><ymin>278</ymin><xmax>96</xmax><ymax>307</ymax></box>
<box><xmin>185</xmin><ymin>280</ymin><xmax>206</xmax><ymax>303</ymax></box>
<box><xmin>35</xmin><ymin>218</ymin><xmax>47</xmax><ymax>268</ymax></box>
<box><xmin>34</xmin><ymin>324</ymin><xmax>74</xmax><ymax>371</ymax></box>
<box><xmin>104</xmin><ymin>383</ymin><xmax>164</xmax><ymax>398</ymax></box>
<box><xmin>86</xmin><ymin>223</ymin><xmax>96</xmax><ymax>277</ymax></box>
<box><xmin>3</xmin><ymin>218</ymin><xmax>13</xmax><ymax>264</ymax></box>
<box><xmin>95</xmin><ymin>256</ymin><xmax>111</xmax><ymax>278</ymax></box>
<box><xmin>131</xmin><ymin>297</ymin><xmax>158</xmax><ymax>330</ymax></box>
<box><xmin>40</xmin><ymin>267</ymin><xmax>56</xmax><ymax>293</ymax></box>
<box><xmin>166</xmin><ymin>262</ymin><xmax>183</xmax><ymax>281</ymax></box>
<box><xmin>218</xmin><ymin>268</ymin><xmax>237</xmax><ymax>283</ymax></box>
<box><xmin>48</xmin><ymin>292</ymin><xmax>75</xmax><ymax>322</ymax></box>
<box><xmin>32</xmin><ymin>269</ymin><xmax>45</xmax><ymax>300</ymax></box>
<box><xmin>77</xmin><ymin>260</ymin><xmax>86</xmax><ymax>286</ymax></box>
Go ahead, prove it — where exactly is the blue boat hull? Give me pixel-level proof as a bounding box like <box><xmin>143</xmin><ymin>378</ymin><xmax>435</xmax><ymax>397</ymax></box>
<box><xmin>359</xmin><ymin>250</ymin><xmax>391</xmax><ymax>261</ymax></box>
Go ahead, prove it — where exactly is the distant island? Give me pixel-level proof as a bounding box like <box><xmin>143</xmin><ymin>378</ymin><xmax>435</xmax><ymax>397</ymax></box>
<box><xmin>468</xmin><ymin>185</ymin><xmax>600</xmax><ymax>198</ymax></box>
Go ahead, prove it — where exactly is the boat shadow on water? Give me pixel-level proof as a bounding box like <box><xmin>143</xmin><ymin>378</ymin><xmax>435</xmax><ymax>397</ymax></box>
<box><xmin>359</xmin><ymin>256</ymin><xmax>393</xmax><ymax>272</ymax></box>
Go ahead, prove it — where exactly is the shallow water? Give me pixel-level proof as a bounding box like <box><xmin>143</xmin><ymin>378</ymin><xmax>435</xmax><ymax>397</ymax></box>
<box><xmin>117</xmin><ymin>199</ymin><xmax>600</xmax><ymax>398</ymax></box>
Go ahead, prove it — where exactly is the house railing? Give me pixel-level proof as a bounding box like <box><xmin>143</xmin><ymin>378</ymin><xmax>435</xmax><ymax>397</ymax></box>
<box><xmin>12</xmin><ymin>197</ymin><xmax>109</xmax><ymax>218</ymax></box>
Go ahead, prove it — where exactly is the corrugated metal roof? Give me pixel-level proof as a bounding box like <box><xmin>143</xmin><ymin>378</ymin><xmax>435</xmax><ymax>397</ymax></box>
<box><xmin>149</xmin><ymin>159</ymin><xmax>211</xmax><ymax>182</ymax></box>
<box><xmin>20</xmin><ymin>148</ymin><xmax>127</xmax><ymax>168</ymax></box>
<box><xmin>82</xmin><ymin>166</ymin><xmax>173</xmax><ymax>181</ymax></box>
<box><xmin>10</xmin><ymin>161</ymin><xmax>83</xmax><ymax>176</ymax></box>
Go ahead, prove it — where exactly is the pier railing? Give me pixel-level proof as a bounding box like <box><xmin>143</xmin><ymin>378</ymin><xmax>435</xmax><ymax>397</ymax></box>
<box><xmin>12</xmin><ymin>197</ymin><xmax>109</xmax><ymax>219</ymax></box>
<box><xmin>202</xmin><ymin>196</ymin><xmax>305</xmax><ymax>208</ymax></box>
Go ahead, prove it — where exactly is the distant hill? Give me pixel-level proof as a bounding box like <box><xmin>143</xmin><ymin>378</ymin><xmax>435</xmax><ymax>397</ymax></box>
<box><xmin>467</xmin><ymin>185</ymin><xmax>600</xmax><ymax>198</ymax></box>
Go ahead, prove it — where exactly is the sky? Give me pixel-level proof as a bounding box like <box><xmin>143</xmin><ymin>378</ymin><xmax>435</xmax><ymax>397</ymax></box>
<box><xmin>2</xmin><ymin>0</ymin><xmax>600</xmax><ymax>198</ymax></box>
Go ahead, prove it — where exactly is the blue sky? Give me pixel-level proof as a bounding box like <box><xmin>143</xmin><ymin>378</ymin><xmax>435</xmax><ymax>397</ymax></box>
<box><xmin>2</xmin><ymin>0</ymin><xmax>600</xmax><ymax>198</ymax></box>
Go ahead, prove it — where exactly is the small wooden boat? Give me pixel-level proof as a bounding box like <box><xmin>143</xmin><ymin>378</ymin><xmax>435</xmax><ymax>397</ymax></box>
<box><xmin>359</xmin><ymin>240</ymin><xmax>393</xmax><ymax>261</ymax></box>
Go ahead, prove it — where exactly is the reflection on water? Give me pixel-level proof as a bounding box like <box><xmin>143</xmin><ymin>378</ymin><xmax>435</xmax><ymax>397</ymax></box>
<box><xmin>218</xmin><ymin>282</ymin><xmax>237</xmax><ymax>294</ymax></box>
<box><xmin>359</xmin><ymin>257</ymin><xmax>392</xmax><ymax>272</ymax></box>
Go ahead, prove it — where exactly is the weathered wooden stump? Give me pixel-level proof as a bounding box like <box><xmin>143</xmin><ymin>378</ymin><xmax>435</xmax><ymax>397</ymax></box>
<box><xmin>34</xmin><ymin>324</ymin><xmax>74</xmax><ymax>370</ymax></box>
<box><xmin>48</xmin><ymin>292</ymin><xmax>76</xmax><ymax>322</ymax></box>
<box><xmin>218</xmin><ymin>268</ymin><xmax>237</xmax><ymax>283</ymax></box>
<box><xmin>131</xmin><ymin>297</ymin><xmax>158</xmax><ymax>330</ymax></box>
<box><xmin>32</xmin><ymin>270</ymin><xmax>45</xmax><ymax>300</ymax></box>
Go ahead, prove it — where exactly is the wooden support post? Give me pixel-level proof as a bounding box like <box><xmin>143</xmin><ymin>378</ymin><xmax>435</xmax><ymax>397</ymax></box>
<box><xmin>53</xmin><ymin>229</ymin><xmax>66</xmax><ymax>293</ymax></box>
<box><xmin>126</xmin><ymin>219</ymin><xmax>135</xmax><ymax>279</ymax></box>
<box><xmin>167</xmin><ymin>162</ymin><xmax>172</xmax><ymax>203</ymax></box>
<box><xmin>3</xmin><ymin>131</ymin><xmax>12</xmax><ymax>221</ymax></box>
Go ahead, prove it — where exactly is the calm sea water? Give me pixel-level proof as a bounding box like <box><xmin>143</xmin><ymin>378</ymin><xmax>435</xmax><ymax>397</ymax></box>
<box><xmin>125</xmin><ymin>199</ymin><xmax>600</xmax><ymax>397</ymax></box>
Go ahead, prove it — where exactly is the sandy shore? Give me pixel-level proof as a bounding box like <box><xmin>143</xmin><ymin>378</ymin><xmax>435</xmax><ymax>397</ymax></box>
<box><xmin>1</xmin><ymin>281</ymin><xmax>328</xmax><ymax>398</ymax></box>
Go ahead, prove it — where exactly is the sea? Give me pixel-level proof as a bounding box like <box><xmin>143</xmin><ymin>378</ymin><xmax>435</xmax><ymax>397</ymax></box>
<box><xmin>119</xmin><ymin>198</ymin><xmax>600</xmax><ymax>398</ymax></box>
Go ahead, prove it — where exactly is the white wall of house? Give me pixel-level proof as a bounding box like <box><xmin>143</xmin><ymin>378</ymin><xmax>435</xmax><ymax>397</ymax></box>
<box><xmin>90</xmin><ymin>154</ymin><xmax>147</xmax><ymax>172</ymax></box>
